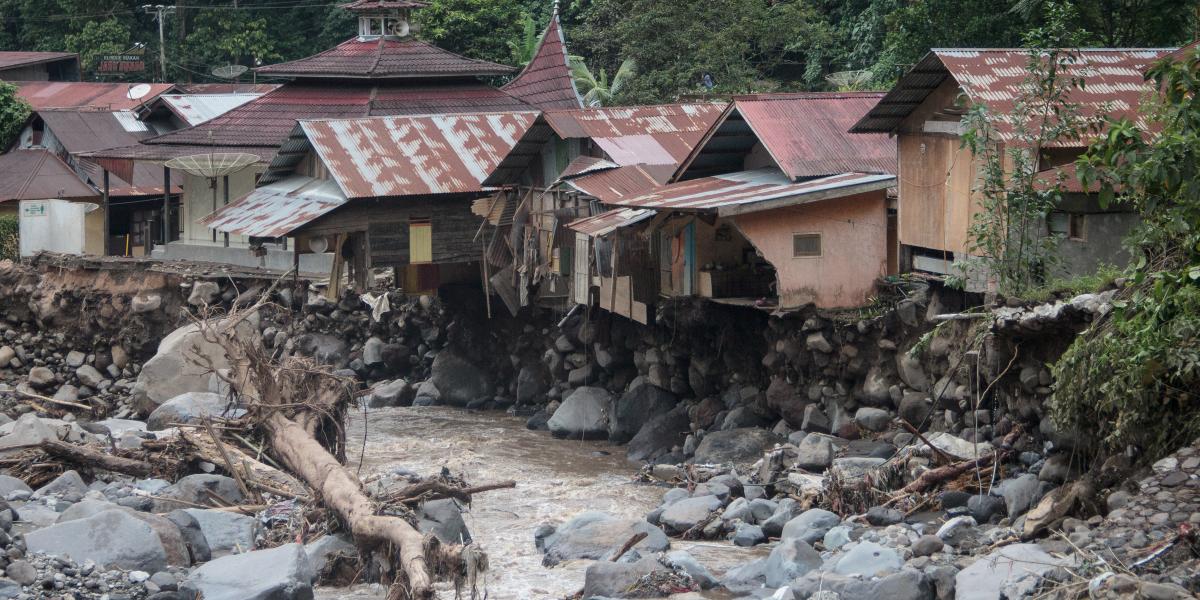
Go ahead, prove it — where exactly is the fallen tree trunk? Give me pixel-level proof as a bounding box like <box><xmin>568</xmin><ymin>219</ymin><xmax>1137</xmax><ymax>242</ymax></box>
<box><xmin>38</xmin><ymin>439</ymin><xmax>159</xmax><ymax>478</ymax></box>
<box><xmin>180</xmin><ymin>429</ymin><xmax>309</xmax><ymax>500</ymax></box>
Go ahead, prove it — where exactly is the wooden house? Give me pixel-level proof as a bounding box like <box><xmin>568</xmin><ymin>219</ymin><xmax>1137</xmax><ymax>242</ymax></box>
<box><xmin>202</xmin><ymin>112</ymin><xmax>537</xmax><ymax>294</ymax></box>
<box><xmin>567</xmin><ymin>93</ymin><xmax>898</xmax><ymax>318</ymax></box>
<box><xmin>0</xmin><ymin>51</ymin><xmax>79</xmax><ymax>81</ymax></box>
<box><xmin>850</xmin><ymin>49</ymin><xmax>1171</xmax><ymax>281</ymax></box>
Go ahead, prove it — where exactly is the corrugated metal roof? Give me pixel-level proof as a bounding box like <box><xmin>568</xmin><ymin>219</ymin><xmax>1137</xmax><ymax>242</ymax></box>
<box><xmin>0</xmin><ymin>51</ymin><xmax>76</xmax><ymax>70</ymax></box>
<box><xmin>200</xmin><ymin>175</ymin><xmax>346</xmax><ymax>237</ymax></box>
<box><xmin>255</xmin><ymin>37</ymin><xmax>514</xmax><ymax>79</ymax></box>
<box><xmin>544</xmin><ymin>104</ymin><xmax>724</xmax><ymax>164</ymax></box>
<box><xmin>851</xmin><ymin>48</ymin><xmax>1173</xmax><ymax>140</ymax></box>
<box><xmin>560</xmin><ymin>155</ymin><xmax>618</xmax><ymax>179</ymax></box>
<box><xmin>176</xmin><ymin>83</ymin><xmax>281</xmax><ymax>94</ymax></box>
<box><xmin>0</xmin><ymin>150</ymin><xmax>96</xmax><ymax>202</ymax></box>
<box><xmin>563</xmin><ymin>164</ymin><xmax>666</xmax><ymax>204</ymax></box>
<box><xmin>159</xmin><ymin>94</ymin><xmax>263</xmax><ymax>126</ymax></box>
<box><xmin>567</xmin><ymin>207</ymin><xmax>655</xmax><ymax>236</ymax></box>
<box><xmin>16</xmin><ymin>82</ymin><xmax>175</xmax><ymax>111</ymax></box>
<box><xmin>501</xmin><ymin>13</ymin><xmax>582</xmax><ymax>110</ymax></box>
<box><xmin>141</xmin><ymin>81</ymin><xmax>534</xmax><ymax>149</ymax></box>
<box><xmin>611</xmin><ymin>169</ymin><xmax>895</xmax><ymax>216</ymax></box>
<box><xmin>301</xmin><ymin>111</ymin><xmax>537</xmax><ymax>198</ymax></box>
<box><xmin>37</xmin><ymin>109</ymin><xmax>179</xmax><ymax>196</ymax></box>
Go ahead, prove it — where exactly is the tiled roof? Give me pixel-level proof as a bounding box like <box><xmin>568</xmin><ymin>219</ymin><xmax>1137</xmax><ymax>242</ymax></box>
<box><xmin>851</xmin><ymin>48</ymin><xmax>1173</xmax><ymax>142</ymax></box>
<box><xmin>141</xmin><ymin>81</ymin><xmax>534</xmax><ymax>149</ymax></box>
<box><xmin>611</xmin><ymin>169</ymin><xmax>895</xmax><ymax>217</ymax></box>
<box><xmin>0</xmin><ymin>150</ymin><xmax>96</xmax><ymax>202</ymax></box>
<box><xmin>680</xmin><ymin>93</ymin><xmax>895</xmax><ymax>181</ymax></box>
<box><xmin>254</xmin><ymin>37</ymin><xmax>514</xmax><ymax>79</ymax></box>
<box><xmin>0</xmin><ymin>51</ymin><xmax>76</xmax><ymax>70</ymax></box>
<box><xmin>16</xmin><ymin>82</ymin><xmax>175</xmax><ymax>111</ymax></box>
<box><xmin>339</xmin><ymin>0</ymin><xmax>428</xmax><ymax>11</ymax></box>
<box><xmin>175</xmin><ymin>83</ymin><xmax>281</xmax><ymax>95</ymax></box>
<box><xmin>299</xmin><ymin>112</ymin><xmax>537</xmax><ymax>198</ymax></box>
<box><xmin>501</xmin><ymin>13</ymin><xmax>582</xmax><ymax>110</ymax></box>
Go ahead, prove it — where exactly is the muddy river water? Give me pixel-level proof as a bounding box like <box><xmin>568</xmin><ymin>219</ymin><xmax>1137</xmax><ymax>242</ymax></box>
<box><xmin>317</xmin><ymin>406</ymin><xmax>761</xmax><ymax>600</ymax></box>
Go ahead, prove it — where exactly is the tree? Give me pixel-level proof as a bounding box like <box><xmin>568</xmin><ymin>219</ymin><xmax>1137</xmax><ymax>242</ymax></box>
<box><xmin>64</xmin><ymin>18</ymin><xmax>131</xmax><ymax>78</ymax></box>
<box><xmin>0</xmin><ymin>82</ymin><xmax>31</xmax><ymax>151</ymax></box>
<box><xmin>181</xmin><ymin>10</ymin><xmax>280</xmax><ymax>78</ymax></box>
<box><xmin>569</xmin><ymin>56</ymin><xmax>634</xmax><ymax>107</ymax></box>
<box><xmin>417</xmin><ymin>0</ymin><xmax>533</xmax><ymax>66</ymax></box>
<box><xmin>509</xmin><ymin>12</ymin><xmax>539</xmax><ymax>66</ymax></box>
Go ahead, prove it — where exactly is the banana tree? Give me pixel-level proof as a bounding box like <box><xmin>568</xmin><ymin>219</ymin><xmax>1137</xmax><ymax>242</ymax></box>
<box><xmin>569</xmin><ymin>56</ymin><xmax>636</xmax><ymax>107</ymax></box>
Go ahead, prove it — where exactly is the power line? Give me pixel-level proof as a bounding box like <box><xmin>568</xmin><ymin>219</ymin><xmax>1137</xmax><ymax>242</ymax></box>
<box><xmin>0</xmin><ymin>2</ymin><xmax>340</xmax><ymax>23</ymax></box>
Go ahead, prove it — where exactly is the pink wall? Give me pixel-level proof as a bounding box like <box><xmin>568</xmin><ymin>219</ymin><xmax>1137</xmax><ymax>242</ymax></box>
<box><xmin>733</xmin><ymin>191</ymin><xmax>888</xmax><ymax>309</ymax></box>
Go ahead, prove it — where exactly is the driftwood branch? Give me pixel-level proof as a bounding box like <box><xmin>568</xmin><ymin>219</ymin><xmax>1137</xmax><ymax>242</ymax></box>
<box><xmin>37</xmin><ymin>439</ymin><xmax>159</xmax><ymax>478</ymax></box>
<box><xmin>387</xmin><ymin>480</ymin><xmax>516</xmax><ymax>505</ymax></box>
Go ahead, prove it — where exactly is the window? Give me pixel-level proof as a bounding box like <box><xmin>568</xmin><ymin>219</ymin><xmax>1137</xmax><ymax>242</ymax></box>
<box><xmin>792</xmin><ymin>233</ymin><xmax>821</xmax><ymax>258</ymax></box>
<box><xmin>409</xmin><ymin>218</ymin><xmax>432</xmax><ymax>264</ymax></box>
<box><xmin>1048</xmin><ymin>212</ymin><xmax>1086</xmax><ymax>241</ymax></box>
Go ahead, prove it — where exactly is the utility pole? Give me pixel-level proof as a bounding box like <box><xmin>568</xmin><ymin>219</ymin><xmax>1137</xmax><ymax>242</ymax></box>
<box><xmin>142</xmin><ymin>4</ymin><xmax>176</xmax><ymax>82</ymax></box>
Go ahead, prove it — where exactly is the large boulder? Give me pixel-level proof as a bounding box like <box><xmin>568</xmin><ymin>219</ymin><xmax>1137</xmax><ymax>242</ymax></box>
<box><xmin>540</xmin><ymin>512</ymin><xmax>669</xmax><ymax>566</ymax></box>
<box><xmin>582</xmin><ymin>557</ymin><xmax>666</xmax><ymax>598</ymax></box>
<box><xmin>764</xmin><ymin>537</ymin><xmax>822</xmax><ymax>588</ymax></box>
<box><xmin>153</xmin><ymin>475</ymin><xmax>245</xmax><ymax>513</ymax></box>
<box><xmin>181</xmin><ymin>543</ymin><xmax>314</xmax><ymax>600</ymax></box>
<box><xmin>147</xmin><ymin>392</ymin><xmax>245</xmax><ymax>431</ymax></box>
<box><xmin>166</xmin><ymin>509</ymin><xmax>212</xmax><ymax>564</ymax></box>
<box><xmin>295</xmin><ymin>334</ymin><xmax>349</xmax><ymax>368</ymax></box>
<box><xmin>183</xmin><ymin>509</ymin><xmax>257</xmax><ymax>558</ymax></box>
<box><xmin>25</xmin><ymin>509</ymin><xmax>170</xmax><ymax>572</ymax></box>
<box><xmin>415</xmin><ymin>499</ymin><xmax>471</xmax><ymax>545</ymax></box>
<box><xmin>136</xmin><ymin>316</ymin><xmax>258</xmax><ymax>411</ymax></box>
<box><xmin>608</xmin><ymin>384</ymin><xmax>677</xmax><ymax>443</ymax></box>
<box><xmin>626</xmin><ymin>407</ymin><xmax>691</xmax><ymax>463</ymax></box>
<box><xmin>766</xmin><ymin>377</ymin><xmax>807</xmax><ymax>427</ymax></box>
<box><xmin>659</xmin><ymin>494</ymin><xmax>723</xmax><ymax>535</ymax></box>
<box><xmin>791</xmin><ymin>568</ymin><xmax>933</xmax><ymax>600</ymax></box>
<box><xmin>33</xmin><ymin>470</ymin><xmax>87</xmax><ymax>498</ymax></box>
<box><xmin>547</xmin><ymin>387</ymin><xmax>611</xmax><ymax>440</ymax></box>
<box><xmin>515</xmin><ymin>364</ymin><xmax>551</xmax><ymax>405</ymax></box>
<box><xmin>0</xmin><ymin>474</ymin><xmax>31</xmax><ymax>496</ymax></box>
<box><xmin>692</xmin><ymin>428</ymin><xmax>780</xmax><ymax>466</ymax></box>
<box><xmin>832</xmin><ymin>541</ymin><xmax>903</xmax><ymax>577</ymax></box>
<box><xmin>954</xmin><ymin>544</ymin><xmax>1070</xmax><ymax>600</ymax></box>
<box><xmin>781</xmin><ymin>508</ymin><xmax>841</xmax><ymax>545</ymax></box>
<box><xmin>429</xmin><ymin>352</ymin><xmax>491</xmax><ymax>407</ymax></box>
<box><xmin>366</xmin><ymin>379</ymin><xmax>414</xmax><ymax>409</ymax></box>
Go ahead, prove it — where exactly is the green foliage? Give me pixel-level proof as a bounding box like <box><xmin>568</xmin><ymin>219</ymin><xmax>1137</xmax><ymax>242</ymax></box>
<box><xmin>417</xmin><ymin>0</ymin><xmax>532</xmax><ymax>66</ymax></box>
<box><xmin>64</xmin><ymin>18</ymin><xmax>132</xmax><ymax>77</ymax></box>
<box><xmin>0</xmin><ymin>81</ymin><xmax>31</xmax><ymax>151</ymax></box>
<box><xmin>1052</xmin><ymin>50</ymin><xmax>1200</xmax><ymax>460</ymax></box>
<box><xmin>569</xmin><ymin>56</ymin><xmax>634</xmax><ymax>107</ymax></box>
<box><xmin>182</xmin><ymin>10</ymin><xmax>280</xmax><ymax>76</ymax></box>
<box><xmin>1021</xmin><ymin>263</ymin><xmax>1123</xmax><ymax>303</ymax></box>
<box><xmin>509</xmin><ymin>12</ymin><xmax>539</xmax><ymax>66</ymax></box>
<box><xmin>0</xmin><ymin>214</ymin><xmax>17</xmax><ymax>262</ymax></box>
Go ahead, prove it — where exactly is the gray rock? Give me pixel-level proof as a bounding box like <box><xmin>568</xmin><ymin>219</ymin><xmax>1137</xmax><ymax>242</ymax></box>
<box><xmin>27</xmin><ymin>366</ymin><xmax>55</xmax><ymax>387</ymax></box>
<box><xmin>854</xmin><ymin>407</ymin><xmax>892</xmax><ymax>432</ymax></box>
<box><xmin>413</xmin><ymin>381</ymin><xmax>440</xmax><ymax>405</ymax></box>
<box><xmin>515</xmin><ymin>364</ymin><xmax>550</xmax><ymax>405</ymax></box>
<box><xmin>659</xmin><ymin>495</ymin><xmax>722</xmax><ymax>535</ymax></box>
<box><xmin>183</xmin><ymin>509</ymin><xmax>256</xmax><ymax>558</ymax></box>
<box><xmin>794</xmin><ymin>434</ymin><xmax>834</xmax><ymax>471</ymax></box>
<box><xmin>967</xmin><ymin>494</ymin><xmax>1006</xmax><ymax>523</ymax></box>
<box><xmin>188</xmin><ymin>281</ymin><xmax>219</xmax><ymax>306</ymax></box>
<box><xmin>823</xmin><ymin>525</ymin><xmax>852</xmax><ymax>550</ymax></box>
<box><xmin>732</xmin><ymin>523</ymin><xmax>765</xmax><ymax>546</ymax></box>
<box><xmin>166</xmin><ymin>509</ymin><xmax>212</xmax><ymax>564</ymax></box>
<box><xmin>664</xmin><ymin>550</ymin><xmax>718</xmax><ymax>589</ymax></box>
<box><xmin>147</xmin><ymin>392</ymin><xmax>245</xmax><ymax>431</ymax></box>
<box><xmin>832</xmin><ymin>541</ymin><xmax>903</xmax><ymax>577</ymax></box>
<box><xmin>305</xmin><ymin>533</ymin><xmax>355</xmax><ymax>577</ymax></box>
<box><xmin>912</xmin><ymin>534</ymin><xmax>944</xmax><ymax>557</ymax></box>
<box><xmin>540</xmin><ymin>512</ymin><xmax>669</xmax><ymax>566</ymax></box>
<box><xmin>25</xmin><ymin>509</ymin><xmax>170</xmax><ymax>572</ymax></box>
<box><xmin>362</xmin><ymin>337</ymin><xmax>385</xmax><ymax>366</ymax></box>
<box><xmin>416</xmin><ymin>499</ymin><xmax>471</xmax><ymax>545</ymax></box>
<box><xmin>296</xmin><ymin>334</ymin><xmax>349</xmax><ymax>368</ymax></box>
<box><xmin>692</xmin><ymin>428</ymin><xmax>779</xmax><ymax>466</ymax></box>
<box><xmin>954</xmin><ymin>544</ymin><xmax>1069</xmax><ymax>600</ymax></box>
<box><xmin>801</xmin><ymin>404</ymin><xmax>831</xmax><ymax>433</ymax></box>
<box><xmin>627</xmin><ymin>407</ymin><xmax>691</xmax><ymax>463</ymax></box>
<box><xmin>366</xmin><ymin>379</ymin><xmax>413</xmax><ymax>408</ymax></box>
<box><xmin>781</xmin><ymin>508</ymin><xmax>841</xmax><ymax>545</ymax></box>
<box><xmin>430</xmin><ymin>352</ymin><xmax>491</xmax><ymax>407</ymax></box>
<box><xmin>994</xmin><ymin>474</ymin><xmax>1041</xmax><ymax>518</ymax></box>
<box><xmin>608</xmin><ymin>384</ymin><xmax>676</xmax><ymax>443</ymax></box>
<box><xmin>75</xmin><ymin>364</ymin><xmax>106</xmax><ymax>388</ymax></box>
<box><xmin>548</xmin><ymin>387</ymin><xmax>611</xmax><ymax>440</ymax></box>
<box><xmin>34</xmin><ymin>469</ymin><xmax>87</xmax><ymax>498</ymax></box>
<box><xmin>865</xmin><ymin>506</ymin><xmax>904</xmax><ymax>526</ymax></box>
<box><xmin>153</xmin><ymin>475</ymin><xmax>245</xmax><ymax>512</ymax></box>
<box><xmin>896</xmin><ymin>353</ymin><xmax>929</xmax><ymax>392</ymax></box>
<box><xmin>56</xmin><ymin>498</ymin><xmax>120</xmax><ymax>522</ymax></box>
<box><xmin>5</xmin><ymin>560</ymin><xmax>35</xmax><ymax>586</ymax></box>
<box><xmin>761</xmin><ymin>499</ymin><xmax>799</xmax><ymax>538</ymax></box>
<box><xmin>0</xmin><ymin>475</ymin><xmax>31</xmax><ymax>497</ymax></box>
<box><xmin>0</xmin><ymin>413</ymin><xmax>58</xmax><ymax>451</ymax></box>
<box><xmin>137</xmin><ymin>318</ymin><xmax>257</xmax><ymax>409</ymax></box>
<box><xmin>765</xmin><ymin>537</ymin><xmax>822</xmax><ymax>587</ymax></box>
<box><xmin>181</xmin><ymin>543</ymin><xmax>314</xmax><ymax>600</ymax></box>
<box><xmin>582</xmin><ymin>557</ymin><xmax>663</xmax><ymax>598</ymax></box>
<box><xmin>791</xmin><ymin>569</ymin><xmax>933</xmax><ymax>600</ymax></box>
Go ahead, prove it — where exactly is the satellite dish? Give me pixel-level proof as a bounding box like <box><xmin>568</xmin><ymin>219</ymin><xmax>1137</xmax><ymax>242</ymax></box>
<box><xmin>307</xmin><ymin>236</ymin><xmax>329</xmax><ymax>254</ymax></box>
<box><xmin>211</xmin><ymin>64</ymin><xmax>249</xmax><ymax>80</ymax></box>
<box><xmin>127</xmin><ymin>83</ymin><xmax>153</xmax><ymax>101</ymax></box>
<box><xmin>165</xmin><ymin>153</ymin><xmax>260</xmax><ymax>178</ymax></box>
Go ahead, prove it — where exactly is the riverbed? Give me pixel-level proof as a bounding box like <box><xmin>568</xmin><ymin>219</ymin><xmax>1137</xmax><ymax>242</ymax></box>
<box><xmin>317</xmin><ymin>406</ymin><xmax>761</xmax><ymax>599</ymax></box>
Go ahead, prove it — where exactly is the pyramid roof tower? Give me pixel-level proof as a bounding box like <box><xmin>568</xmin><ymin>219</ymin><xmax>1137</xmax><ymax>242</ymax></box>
<box><xmin>502</xmin><ymin>5</ymin><xmax>583</xmax><ymax>110</ymax></box>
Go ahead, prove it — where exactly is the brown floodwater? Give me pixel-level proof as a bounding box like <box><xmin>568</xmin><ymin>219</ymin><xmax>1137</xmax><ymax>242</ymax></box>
<box><xmin>316</xmin><ymin>406</ymin><xmax>763</xmax><ymax>600</ymax></box>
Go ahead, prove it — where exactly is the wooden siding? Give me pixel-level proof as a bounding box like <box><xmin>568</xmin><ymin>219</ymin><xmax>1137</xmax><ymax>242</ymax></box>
<box><xmin>897</xmin><ymin>133</ymin><xmax>980</xmax><ymax>254</ymax></box>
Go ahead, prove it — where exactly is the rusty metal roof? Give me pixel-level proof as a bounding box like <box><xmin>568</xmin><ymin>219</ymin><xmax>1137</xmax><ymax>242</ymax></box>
<box><xmin>37</xmin><ymin>109</ymin><xmax>179</xmax><ymax>196</ymax></box>
<box><xmin>680</xmin><ymin>92</ymin><xmax>894</xmax><ymax>181</ymax></box>
<box><xmin>562</xmin><ymin>164</ymin><xmax>666</xmax><ymax>204</ymax></box>
<box><xmin>560</xmin><ymin>155</ymin><xmax>618</xmax><ymax>179</ymax></box>
<box><xmin>16</xmin><ymin>81</ymin><xmax>175</xmax><ymax>111</ymax></box>
<box><xmin>0</xmin><ymin>150</ymin><xmax>96</xmax><ymax>203</ymax></box>
<box><xmin>611</xmin><ymin>169</ymin><xmax>895</xmax><ymax>216</ymax></box>
<box><xmin>851</xmin><ymin>48</ymin><xmax>1173</xmax><ymax>139</ymax></box>
<box><xmin>0</xmin><ymin>51</ymin><xmax>76</xmax><ymax>71</ymax></box>
<box><xmin>340</xmin><ymin>0</ymin><xmax>427</xmax><ymax>11</ymax></box>
<box><xmin>255</xmin><ymin>37</ymin><xmax>514</xmax><ymax>80</ymax></box>
<box><xmin>175</xmin><ymin>83</ymin><xmax>281</xmax><ymax>95</ymax></box>
<box><xmin>200</xmin><ymin>175</ymin><xmax>347</xmax><ymax>238</ymax></box>
<box><xmin>300</xmin><ymin>111</ymin><xmax>537</xmax><ymax>199</ymax></box>
<box><xmin>501</xmin><ymin>13</ymin><xmax>582</xmax><ymax>110</ymax></box>
<box><xmin>139</xmin><ymin>81</ymin><xmax>534</xmax><ymax>150</ymax></box>
<box><xmin>567</xmin><ymin>207</ymin><xmax>655</xmax><ymax>237</ymax></box>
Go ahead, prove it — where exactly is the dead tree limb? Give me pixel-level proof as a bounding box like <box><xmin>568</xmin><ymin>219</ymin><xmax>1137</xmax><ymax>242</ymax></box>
<box><xmin>37</xmin><ymin>440</ymin><xmax>159</xmax><ymax>478</ymax></box>
<box><xmin>179</xmin><ymin>427</ymin><xmax>308</xmax><ymax>500</ymax></box>
<box><xmin>388</xmin><ymin>480</ymin><xmax>516</xmax><ymax>505</ymax></box>
<box><xmin>897</xmin><ymin>453</ymin><xmax>998</xmax><ymax>495</ymax></box>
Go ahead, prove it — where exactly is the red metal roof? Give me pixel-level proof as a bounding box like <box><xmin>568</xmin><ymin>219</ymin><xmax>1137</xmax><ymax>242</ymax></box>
<box><xmin>611</xmin><ymin>169</ymin><xmax>895</xmax><ymax>216</ymax></box>
<box><xmin>302</xmin><ymin>111</ymin><xmax>537</xmax><ymax>198</ymax></box>
<box><xmin>0</xmin><ymin>150</ymin><xmax>96</xmax><ymax>202</ymax></box>
<box><xmin>201</xmin><ymin>175</ymin><xmax>347</xmax><ymax>238</ymax></box>
<box><xmin>1164</xmin><ymin>41</ymin><xmax>1198</xmax><ymax>64</ymax></box>
<box><xmin>851</xmin><ymin>48</ymin><xmax>1173</xmax><ymax>142</ymax></box>
<box><xmin>560</xmin><ymin>155</ymin><xmax>617</xmax><ymax>179</ymax></box>
<box><xmin>545</xmin><ymin>103</ymin><xmax>725</xmax><ymax>164</ymax></box>
<box><xmin>0</xmin><ymin>51</ymin><xmax>76</xmax><ymax>71</ymax></box>
<box><xmin>16</xmin><ymin>82</ymin><xmax>175</xmax><ymax>111</ymax></box>
<box><xmin>139</xmin><ymin>81</ymin><xmax>533</xmax><ymax>150</ymax></box>
<box><xmin>501</xmin><ymin>14</ymin><xmax>582</xmax><ymax>110</ymax></box>
<box><xmin>567</xmin><ymin>207</ymin><xmax>655</xmax><ymax>236</ymax></box>
<box><xmin>175</xmin><ymin>83</ymin><xmax>281</xmax><ymax>95</ymax></box>
<box><xmin>254</xmin><ymin>37</ymin><xmax>514</xmax><ymax>80</ymax></box>
<box><xmin>340</xmin><ymin>0</ymin><xmax>427</xmax><ymax>11</ymax></box>
<box><xmin>562</xmin><ymin>164</ymin><xmax>666</xmax><ymax>204</ymax></box>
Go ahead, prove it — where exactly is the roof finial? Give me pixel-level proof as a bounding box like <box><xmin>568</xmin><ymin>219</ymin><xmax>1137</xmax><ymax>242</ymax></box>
<box><xmin>553</xmin><ymin>0</ymin><xmax>560</xmax><ymax>16</ymax></box>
